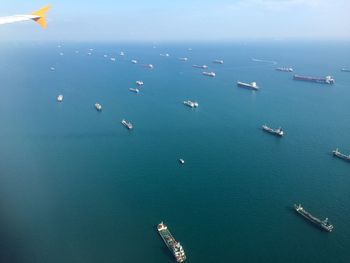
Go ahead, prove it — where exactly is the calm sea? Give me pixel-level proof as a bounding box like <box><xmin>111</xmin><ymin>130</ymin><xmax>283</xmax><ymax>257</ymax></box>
<box><xmin>0</xmin><ymin>41</ymin><xmax>349</xmax><ymax>263</ymax></box>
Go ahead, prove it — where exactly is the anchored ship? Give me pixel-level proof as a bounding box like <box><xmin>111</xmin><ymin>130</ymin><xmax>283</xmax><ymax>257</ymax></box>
<box><xmin>293</xmin><ymin>74</ymin><xmax>335</xmax><ymax>84</ymax></box>
<box><xmin>129</xmin><ymin>88</ymin><xmax>139</xmax><ymax>93</ymax></box>
<box><xmin>294</xmin><ymin>204</ymin><xmax>333</xmax><ymax>232</ymax></box>
<box><xmin>192</xmin><ymin>64</ymin><xmax>208</xmax><ymax>69</ymax></box>
<box><xmin>95</xmin><ymin>103</ymin><xmax>102</xmax><ymax>111</ymax></box>
<box><xmin>332</xmin><ymin>148</ymin><xmax>350</xmax><ymax>162</ymax></box>
<box><xmin>202</xmin><ymin>71</ymin><xmax>216</xmax><ymax>77</ymax></box>
<box><xmin>213</xmin><ymin>59</ymin><xmax>224</xmax><ymax>64</ymax></box>
<box><xmin>183</xmin><ymin>100</ymin><xmax>199</xmax><ymax>108</ymax></box>
<box><xmin>136</xmin><ymin>81</ymin><xmax>144</xmax><ymax>86</ymax></box>
<box><xmin>57</xmin><ymin>94</ymin><xmax>63</xmax><ymax>102</ymax></box>
<box><xmin>237</xmin><ymin>81</ymin><xmax>259</xmax><ymax>91</ymax></box>
<box><xmin>276</xmin><ymin>67</ymin><xmax>293</xmax><ymax>72</ymax></box>
<box><xmin>157</xmin><ymin>222</ymin><xmax>186</xmax><ymax>262</ymax></box>
<box><xmin>262</xmin><ymin>124</ymin><xmax>284</xmax><ymax>136</ymax></box>
<box><xmin>121</xmin><ymin>119</ymin><xmax>133</xmax><ymax>130</ymax></box>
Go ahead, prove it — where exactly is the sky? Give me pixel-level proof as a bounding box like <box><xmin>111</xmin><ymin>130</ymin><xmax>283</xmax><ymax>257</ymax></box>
<box><xmin>0</xmin><ymin>0</ymin><xmax>349</xmax><ymax>42</ymax></box>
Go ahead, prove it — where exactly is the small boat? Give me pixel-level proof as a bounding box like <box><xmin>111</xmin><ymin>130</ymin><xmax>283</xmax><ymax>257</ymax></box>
<box><xmin>87</xmin><ymin>52</ymin><xmax>92</xmax><ymax>56</ymax></box>
<box><xmin>59</xmin><ymin>52</ymin><xmax>64</xmax><ymax>56</ymax></box>
<box><xmin>121</xmin><ymin>119</ymin><xmax>133</xmax><ymax>130</ymax></box>
<box><xmin>120</xmin><ymin>51</ymin><xmax>125</xmax><ymax>56</ymax></box>
<box><xmin>50</xmin><ymin>67</ymin><xmax>55</xmax><ymax>71</ymax></box>
<box><xmin>131</xmin><ymin>59</ymin><xmax>138</xmax><ymax>64</ymax></box>
<box><xmin>129</xmin><ymin>88</ymin><xmax>140</xmax><ymax>93</ymax></box>
<box><xmin>237</xmin><ymin>81</ymin><xmax>259</xmax><ymax>90</ymax></box>
<box><xmin>213</xmin><ymin>59</ymin><xmax>224</xmax><ymax>64</ymax></box>
<box><xmin>95</xmin><ymin>103</ymin><xmax>102</xmax><ymax>111</ymax></box>
<box><xmin>183</xmin><ymin>100</ymin><xmax>199</xmax><ymax>108</ymax></box>
<box><xmin>103</xmin><ymin>54</ymin><xmax>108</xmax><ymax>58</ymax></box>
<box><xmin>110</xmin><ymin>57</ymin><xmax>116</xmax><ymax>62</ymax></box>
<box><xmin>179</xmin><ymin>57</ymin><xmax>188</xmax><ymax>61</ymax></box>
<box><xmin>179</xmin><ymin>159</ymin><xmax>185</xmax><ymax>165</ymax></box>
<box><xmin>262</xmin><ymin>124</ymin><xmax>284</xmax><ymax>136</ymax></box>
<box><xmin>136</xmin><ymin>81</ymin><xmax>144</xmax><ymax>86</ymax></box>
<box><xmin>341</xmin><ymin>68</ymin><xmax>350</xmax><ymax>72</ymax></box>
<box><xmin>57</xmin><ymin>94</ymin><xmax>63</xmax><ymax>102</ymax></box>
<box><xmin>202</xmin><ymin>71</ymin><xmax>216</xmax><ymax>77</ymax></box>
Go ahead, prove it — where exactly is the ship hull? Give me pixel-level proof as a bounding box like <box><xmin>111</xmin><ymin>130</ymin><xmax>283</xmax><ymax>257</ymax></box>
<box><xmin>293</xmin><ymin>75</ymin><xmax>335</xmax><ymax>84</ymax></box>
<box><xmin>333</xmin><ymin>152</ymin><xmax>350</xmax><ymax>162</ymax></box>
<box><xmin>237</xmin><ymin>82</ymin><xmax>259</xmax><ymax>91</ymax></box>
<box><xmin>294</xmin><ymin>205</ymin><xmax>333</xmax><ymax>232</ymax></box>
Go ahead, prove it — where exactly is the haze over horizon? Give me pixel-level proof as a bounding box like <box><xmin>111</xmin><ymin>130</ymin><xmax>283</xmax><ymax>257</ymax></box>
<box><xmin>0</xmin><ymin>0</ymin><xmax>349</xmax><ymax>42</ymax></box>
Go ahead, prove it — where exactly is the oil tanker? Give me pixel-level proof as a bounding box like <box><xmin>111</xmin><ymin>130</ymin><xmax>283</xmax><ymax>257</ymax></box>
<box><xmin>294</xmin><ymin>204</ymin><xmax>333</xmax><ymax>232</ymax></box>
<box><xmin>293</xmin><ymin>74</ymin><xmax>335</xmax><ymax>84</ymax></box>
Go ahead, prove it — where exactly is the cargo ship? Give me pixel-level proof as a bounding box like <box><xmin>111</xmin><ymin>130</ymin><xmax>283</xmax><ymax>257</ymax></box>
<box><xmin>203</xmin><ymin>71</ymin><xmax>216</xmax><ymax>77</ymax></box>
<box><xmin>129</xmin><ymin>88</ymin><xmax>139</xmax><ymax>93</ymax></box>
<box><xmin>121</xmin><ymin>119</ymin><xmax>133</xmax><ymax>130</ymax></box>
<box><xmin>95</xmin><ymin>103</ymin><xmax>102</xmax><ymax>111</ymax></box>
<box><xmin>237</xmin><ymin>81</ymin><xmax>259</xmax><ymax>91</ymax></box>
<box><xmin>276</xmin><ymin>67</ymin><xmax>293</xmax><ymax>72</ymax></box>
<box><xmin>213</xmin><ymin>59</ymin><xmax>224</xmax><ymax>64</ymax></box>
<box><xmin>157</xmin><ymin>222</ymin><xmax>186</xmax><ymax>262</ymax></box>
<box><xmin>183</xmin><ymin>100</ymin><xmax>199</xmax><ymax>108</ymax></box>
<box><xmin>332</xmin><ymin>148</ymin><xmax>350</xmax><ymax>162</ymax></box>
<box><xmin>136</xmin><ymin>81</ymin><xmax>144</xmax><ymax>86</ymax></box>
<box><xmin>294</xmin><ymin>204</ymin><xmax>333</xmax><ymax>232</ymax></box>
<box><xmin>192</xmin><ymin>64</ymin><xmax>208</xmax><ymax>69</ymax></box>
<box><xmin>293</xmin><ymin>74</ymin><xmax>335</xmax><ymax>84</ymax></box>
<box><xmin>262</xmin><ymin>124</ymin><xmax>284</xmax><ymax>136</ymax></box>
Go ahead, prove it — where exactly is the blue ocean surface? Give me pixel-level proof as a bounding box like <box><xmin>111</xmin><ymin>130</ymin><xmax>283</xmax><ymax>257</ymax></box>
<box><xmin>0</xmin><ymin>41</ymin><xmax>349</xmax><ymax>263</ymax></box>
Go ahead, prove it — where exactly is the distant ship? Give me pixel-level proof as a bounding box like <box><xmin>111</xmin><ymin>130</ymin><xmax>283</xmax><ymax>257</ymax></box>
<box><xmin>262</xmin><ymin>124</ymin><xmax>284</xmax><ymax>136</ymax></box>
<box><xmin>293</xmin><ymin>74</ymin><xmax>335</xmax><ymax>84</ymax></box>
<box><xmin>95</xmin><ymin>103</ymin><xmax>102</xmax><ymax>111</ymax></box>
<box><xmin>202</xmin><ymin>71</ymin><xmax>216</xmax><ymax>77</ymax></box>
<box><xmin>341</xmin><ymin>68</ymin><xmax>350</xmax><ymax>72</ymax></box>
<box><xmin>136</xmin><ymin>81</ymin><xmax>144</xmax><ymax>86</ymax></box>
<box><xmin>183</xmin><ymin>100</ymin><xmax>199</xmax><ymax>108</ymax></box>
<box><xmin>332</xmin><ymin>148</ymin><xmax>350</xmax><ymax>162</ymax></box>
<box><xmin>131</xmin><ymin>59</ymin><xmax>138</xmax><ymax>64</ymax></box>
<box><xmin>192</xmin><ymin>64</ymin><xmax>208</xmax><ymax>69</ymax></box>
<box><xmin>179</xmin><ymin>159</ymin><xmax>185</xmax><ymax>165</ymax></box>
<box><xmin>143</xmin><ymin>64</ymin><xmax>154</xmax><ymax>69</ymax></box>
<box><xmin>110</xmin><ymin>57</ymin><xmax>116</xmax><ymax>62</ymax></box>
<box><xmin>276</xmin><ymin>67</ymin><xmax>293</xmax><ymax>72</ymax></box>
<box><xmin>103</xmin><ymin>54</ymin><xmax>108</xmax><ymax>58</ymax></box>
<box><xmin>237</xmin><ymin>81</ymin><xmax>259</xmax><ymax>90</ymax></box>
<box><xmin>50</xmin><ymin>66</ymin><xmax>55</xmax><ymax>71</ymax></box>
<box><xmin>56</xmin><ymin>94</ymin><xmax>63</xmax><ymax>102</ymax></box>
<box><xmin>129</xmin><ymin>88</ymin><xmax>140</xmax><ymax>93</ymax></box>
<box><xmin>121</xmin><ymin>119</ymin><xmax>133</xmax><ymax>130</ymax></box>
<box><xmin>157</xmin><ymin>222</ymin><xmax>186</xmax><ymax>262</ymax></box>
<box><xmin>294</xmin><ymin>204</ymin><xmax>334</xmax><ymax>232</ymax></box>
<box><xmin>120</xmin><ymin>51</ymin><xmax>125</xmax><ymax>56</ymax></box>
<box><xmin>213</xmin><ymin>59</ymin><xmax>224</xmax><ymax>64</ymax></box>
<box><xmin>179</xmin><ymin>57</ymin><xmax>188</xmax><ymax>61</ymax></box>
